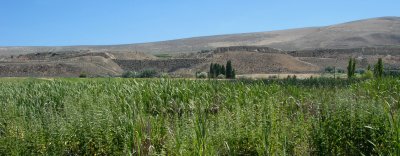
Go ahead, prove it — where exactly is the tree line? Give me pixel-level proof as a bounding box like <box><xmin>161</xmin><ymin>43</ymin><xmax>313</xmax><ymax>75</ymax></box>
<box><xmin>347</xmin><ymin>58</ymin><xmax>384</xmax><ymax>79</ymax></box>
<box><xmin>209</xmin><ymin>60</ymin><xmax>236</xmax><ymax>79</ymax></box>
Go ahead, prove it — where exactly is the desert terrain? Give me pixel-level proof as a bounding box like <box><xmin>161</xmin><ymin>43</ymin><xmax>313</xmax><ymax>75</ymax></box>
<box><xmin>0</xmin><ymin>17</ymin><xmax>399</xmax><ymax>77</ymax></box>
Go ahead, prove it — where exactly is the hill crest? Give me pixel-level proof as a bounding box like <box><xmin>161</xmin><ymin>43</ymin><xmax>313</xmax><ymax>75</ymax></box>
<box><xmin>0</xmin><ymin>16</ymin><xmax>399</xmax><ymax>55</ymax></box>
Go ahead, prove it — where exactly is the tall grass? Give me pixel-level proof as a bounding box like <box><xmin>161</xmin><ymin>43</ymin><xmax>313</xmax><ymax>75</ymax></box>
<box><xmin>0</xmin><ymin>78</ymin><xmax>399</xmax><ymax>155</ymax></box>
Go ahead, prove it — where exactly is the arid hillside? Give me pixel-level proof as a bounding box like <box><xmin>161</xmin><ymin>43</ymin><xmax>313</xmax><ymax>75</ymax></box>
<box><xmin>1</xmin><ymin>45</ymin><xmax>400</xmax><ymax>77</ymax></box>
<box><xmin>176</xmin><ymin>51</ymin><xmax>319</xmax><ymax>75</ymax></box>
<box><xmin>0</xmin><ymin>17</ymin><xmax>400</xmax><ymax>77</ymax></box>
<box><xmin>0</xmin><ymin>51</ymin><xmax>155</xmax><ymax>77</ymax></box>
<box><xmin>1</xmin><ymin>17</ymin><xmax>399</xmax><ymax>55</ymax></box>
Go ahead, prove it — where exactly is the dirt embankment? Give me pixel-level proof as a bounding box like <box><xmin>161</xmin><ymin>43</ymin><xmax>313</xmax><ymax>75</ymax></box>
<box><xmin>0</xmin><ymin>51</ymin><xmax>134</xmax><ymax>77</ymax></box>
<box><xmin>114</xmin><ymin>59</ymin><xmax>207</xmax><ymax>72</ymax></box>
<box><xmin>0</xmin><ymin>63</ymin><xmax>81</xmax><ymax>77</ymax></box>
<box><xmin>288</xmin><ymin>47</ymin><xmax>400</xmax><ymax>58</ymax></box>
<box><xmin>213</xmin><ymin>46</ymin><xmax>283</xmax><ymax>53</ymax></box>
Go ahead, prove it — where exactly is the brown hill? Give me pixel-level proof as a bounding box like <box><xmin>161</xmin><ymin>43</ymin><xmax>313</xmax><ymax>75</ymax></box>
<box><xmin>0</xmin><ymin>51</ymin><xmax>159</xmax><ymax>77</ymax></box>
<box><xmin>2</xmin><ymin>46</ymin><xmax>400</xmax><ymax>77</ymax></box>
<box><xmin>0</xmin><ymin>17</ymin><xmax>399</xmax><ymax>55</ymax></box>
<box><xmin>173</xmin><ymin>50</ymin><xmax>319</xmax><ymax>75</ymax></box>
<box><xmin>209</xmin><ymin>51</ymin><xmax>319</xmax><ymax>73</ymax></box>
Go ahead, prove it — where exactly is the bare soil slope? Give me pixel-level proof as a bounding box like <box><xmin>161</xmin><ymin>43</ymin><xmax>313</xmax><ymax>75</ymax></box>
<box><xmin>1</xmin><ymin>17</ymin><xmax>399</xmax><ymax>55</ymax></box>
<box><xmin>0</xmin><ymin>51</ymin><xmax>159</xmax><ymax>77</ymax></box>
<box><xmin>174</xmin><ymin>51</ymin><xmax>319</xmax><ymax>75</ymax></box>
<box><xmin>2</xmin><ymin>46</ymin><xmax>400</xmax><ymax>77</ymax></box>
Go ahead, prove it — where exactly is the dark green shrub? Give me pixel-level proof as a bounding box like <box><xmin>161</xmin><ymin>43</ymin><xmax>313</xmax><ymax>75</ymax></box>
<box><xmin>122</xmin><ymin>70</ymin><xmax>159</xmax><ymax>78</ymax></box>
<box><xmin>337</xmin><ymin>68</ymin><xmax>345</xmax><ymax>73</ymax></box>
<box><xmin>216</xmin><ymin>74</ymin><xmax>225</xmax><ymax>79</ymax></box>
<box><xmin>324</xmin><ymin>66</ymin><xmax>334</xmax><ymax>73</ymax></box>
<box><xmin>121</xmin><ymin>71</ymin><xmax>137</xmax><ymax>78</ymax></box>
<box><xmin>79</xmin><ymin>73</ymin><xmax>87</xmax><ymax>78</ymax></box>
<box><xmin>384</xmin><ymin>70</ymin><xmax>400</xmax><ymax>77</ymax></box>
<box><xmin>362</xmin><ymin>70</ymin><xmax>374</xmax><ymax>79</ymax></box>
<box><xmin>196</xmin><ymin>72</ymin><xmax>208</xmax><ymax>79</ymax></box>
<box><xmin>355</xmin><ymin>68</ymin><xmax>365</xmax><ymax>74</ymax></box>
<box><xmin>200</xmin><ymin>49</ymin><xmax>212</xmax><ymax>53</ymax></box>
<box><xmin>138</xmin><ymin>69</ymin><xmax>159</xmax><ymax>78</ymax></box>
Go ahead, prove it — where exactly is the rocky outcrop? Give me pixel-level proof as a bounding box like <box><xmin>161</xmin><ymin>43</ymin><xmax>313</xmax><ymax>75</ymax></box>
<box><xmin>15</xmin><ymin>51</ymin><xmax>115</xmax><ymax>61</ymax></box>
<box><xmin>0</xmin><ymin>63</ymin><xmax>82</xmax><ymax>77</ymax></box>
<box><xmin>288</xmin><ymin>47</ymin><xmax>400</xmax><ymax>58</ymax></box>
<box><xmin>213</xmin><ymin>46</ymin><xmax>282</xmax><ymax>53</ymax></box>
<box><xmin>114</xmin><ymin>59</ymin><xmax>207</xmax><ymax>72</ymax></box>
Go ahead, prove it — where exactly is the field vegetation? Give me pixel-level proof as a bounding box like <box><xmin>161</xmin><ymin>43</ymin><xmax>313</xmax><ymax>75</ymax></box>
<box><xmin>0</xmin><ymin>77</ymin><xmax>399</xmax><ymax>155</ymax></box>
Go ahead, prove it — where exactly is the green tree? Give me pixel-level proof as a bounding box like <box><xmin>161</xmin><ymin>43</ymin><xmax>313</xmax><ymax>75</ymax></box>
<box><xmin>374</xmin><ymin>58</ymin><xmax>384</xmax><ymax>78</ymax></box>
<box><xmin>79</xmin><ymin>73</ymin><xmax>88</xmax><ymax>78</ymax></box>
<box><xmin>209</xmin><ymin>61</ymin><xmax>234</xmax><ymax>79</ymax></box>
<box><xmin>213</xmin><ymin>64</ymin><xmax>220</xmax><ymax>77</ymax></box>
<box><xmin>347</xmin><ymin>58</ymin><xmax>353</xmax><ymax>78</ymax></box>
<box><xmin>347</xmin><ymin>58</ymin><xmax>356</xmax><ymax>78</ymax></box>
<box><xmin>221</xmin><ymin>65</ymin><xmax>226</xmax><ymax>76</ymax></box>
<box><xmin>209</xmin><ymin>63</ymin><xmax>214</xmax><ymax>78</ymax></box>
<box><xmin>232</xmin><ymin>69</ymin><xmax>236</xmax><ymax>79</ymax></box>
<box><xmin>226</xmin><ymin>60</ymin><xmax>233</xmax><ymax>79</ymax></box>
<box><xmin>138</xmin><ymin>69</ymin><xmax>158</xmax><ymax>78</ymax></box>
<box><xmin>352</xmin><ymin>58</ymin><xmax>356</xmax><ymax>76</ymax></box>
<box><xmin>324</xmin><ymin>66</ymin><xmax>334</xmax><ymax>73</ymax></box>
<box><xmin>219</xmin><ymin>64</ymin><xmax>222</xmax><ymax>76</ymax></box>
<box><xmin>122</xmin><ymin>71</ymin><xmax>137</xmax><ymax>78</ymax></box>
<box><xmin>196</xmin><ymin>72</ymin><xmax>208</xmax><ymax>79</ymax></box>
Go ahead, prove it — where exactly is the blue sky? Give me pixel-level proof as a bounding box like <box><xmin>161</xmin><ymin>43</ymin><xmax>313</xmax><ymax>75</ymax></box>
<box><xmin>0</xmin><ymin>0</ymin><xmax>399</xmax><ymax>46</ymax></box>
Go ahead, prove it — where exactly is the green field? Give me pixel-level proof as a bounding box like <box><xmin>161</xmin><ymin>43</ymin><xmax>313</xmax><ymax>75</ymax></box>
<box><xmin>0</xmin><ymin>78</ymin><xmax>399</xmax><ymax>155</ymax></box>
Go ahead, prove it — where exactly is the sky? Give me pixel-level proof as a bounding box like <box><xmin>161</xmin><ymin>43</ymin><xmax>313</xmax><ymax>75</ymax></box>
<box><xmin>0</xmin><ymin>0</ymin><xmax>399</xmax><ymax>46</ymax></box>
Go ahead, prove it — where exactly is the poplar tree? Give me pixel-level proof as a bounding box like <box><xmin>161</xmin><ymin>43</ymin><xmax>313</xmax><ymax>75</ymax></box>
<box><xmin>226</xmin><ymin>60</ymin><xmax>233</xmax><ymax>79</ymax></box>
<box><xmin>352</xmin><ymin>58</ymin><xmax>356</xmax><ymax>76</ymax></box>
<box><xmin>374</xmin><ymin>58</ymin><xmax>384</xmax><ymax>78</ymax></box>
<box><xmin>214</xmin><ymin>64</ymin><xmax>220</xmax><ymax>76</ymax></box>
<box><xmin>221</xmin><ymin>65</ymin><xmax>226</xmax><ymax>76</ymax></box>
<box><xmin>347</xmin><ymin>58</ymin><xmax>356</xmax><ymax>78</ymax></box>
<box><xmin>347</xmin><ymin>58</ymin><xmax>353</xmax><ymax>78</ymax></box>
<box><xmin>209</xmin><ymin>63</ymin><xmax>214</xmax><ymax>78</ymax></box>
